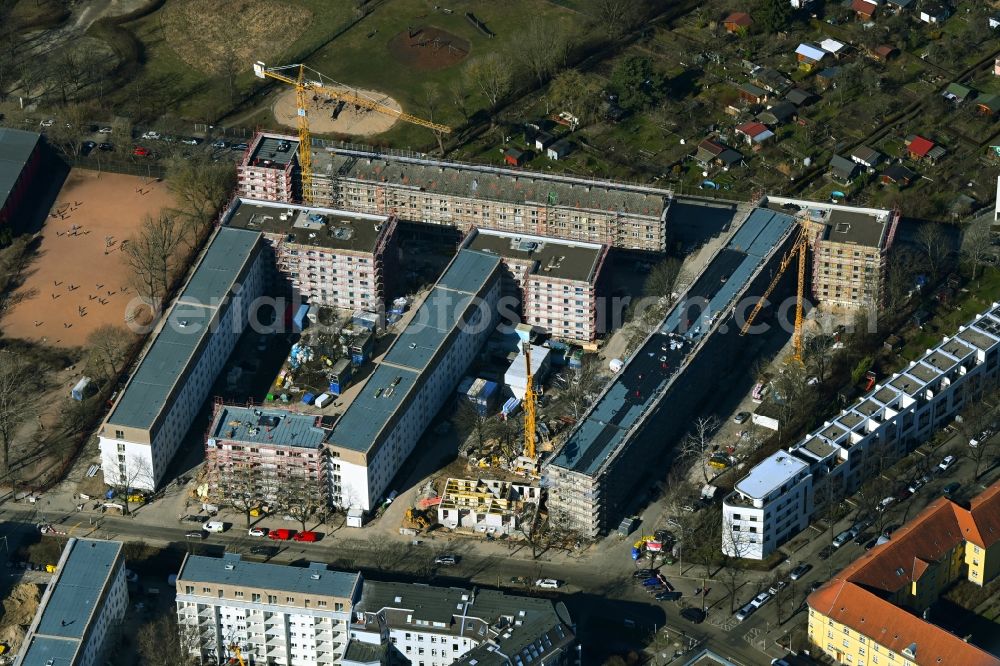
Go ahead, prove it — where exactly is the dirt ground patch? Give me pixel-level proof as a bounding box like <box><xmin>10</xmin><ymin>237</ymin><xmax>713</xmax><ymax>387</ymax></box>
<box><xmin>0</xmin><ymin>169</ymin><xmax>176</xmax><ymax>347</ymax></box>
<box><xmin>161</xmin><ymin>0</ymin><xmax>309</xmax><ymax>75</ymax></box>
<box><xmin>272</xmin><ymin>85</ymin><xmax>403</xmax><ymax>136</ymax></box>
<box><xmin>387</xmin><ymin>25</ymin><xmax>471</xmax><ymax>71</ymax></box>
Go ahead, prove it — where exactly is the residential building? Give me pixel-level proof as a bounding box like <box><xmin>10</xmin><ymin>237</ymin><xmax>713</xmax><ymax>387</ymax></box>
<box><xmin>224</xmin><ymin>198</ymin><xmax>399</xmax><ymax>312</ymax></box>
<box><xmin>437</xmin><ymin>477</ymin><xmax>541</xmax><ymax>535</ymax></box>
<box><xmin>795</xmin><ymin>43</ymin><xmax>826</xmax><ymax>70</ymax></box>
<box><xmin>98</xmin><ymin>227</ymin><xmax>266</xmax><ymax>490</ymax></box>
<box><xmin>850</xmin><ymin>146</ymin><xmax>883</xmax><ymax>169</ymax></box>
<box><xmin>738</xmin><ymin>82</ymin><xmax>769</xmax><ymax>105</ymax></box>
<box><xmin>237</xmin><ymin>132</ymin><xmax>298</xmax><ymax>202</ymax></box>
<box><xmin>723</xmin><ymin>12</ymin><xmax>753</xmax><ymax>33</ymax></box>
<box><xmin>735</xmin><ymin>122</ymin><xmax>774</xmax><ymax>149</ymax></box>
<box><xmin>352</xmin><ymin>582</ymin><xmax>577</xmax><ymax>666</ymax></box>
<box><xmin>807</xmin><ymin>481</ymin><xmax>1000</xmax><ymax>665</ymax></box>
<box><xmin>919</xmin><ymin>2</ymin><xmax>950</xmax><ymax>23</ymax></box>
<box><xmin>0</xmin><ymin>128</ymin><xmax>42</xmax><ymax>228</ymax></box>
<box><xmin>723</xmin><ymin>301</ymin><xmax>1000</xmax><ymax>559</ymax></box>
<box><xmin>16</xmin><ymin>539</ymin><xmax>127</xmax><ymax>666</ymax></box>
<box><xmin>829</xmin><ymin>155</ymin><xmax>860</xmax><ymax>184</ymax></box>
<box><xmin>176</xmin><ymin>553</ymin><xmax>577</xmax><ymax>666</ymax></box>
<box><xmin>204</xmin><ymin>403</ymin><xmax>333</xmax><ymax>506</ymax></box>
<box><xmin>766</xmin><ymin>197</ymin><xmax>901</xmax><ymax>310</ymax></box>
<box><xmin>176</xmin><ymin>553</ymin><xmax>361</xmax><ymax>665</ymax></box>
<box><xmin>881</xmin><ymin>165</ymin><xmax>916</xmax><ymax>188</ymax></box>
<box><xmin>240</xmin><ymin>136</ymin><xmax>673</xmax><ymax>252</ymax></box>
<box><xmin>460</xmin><ymin>227</ymin><xmax>608</xmax><ymax>343</ymax></box>
<box><xmin>851</xmin><ymin>0</ymin><xmax>877</xmax><ymax>19</ymax></box>
<box><xmin>546</xmin><ymin>207</ymin><xmax>797</xmax><ymax>536</ymax></box>
<box><xmin>325</xmin><ymin>249</ymin><xmax>502</xmax><ymax>511</ymax></box>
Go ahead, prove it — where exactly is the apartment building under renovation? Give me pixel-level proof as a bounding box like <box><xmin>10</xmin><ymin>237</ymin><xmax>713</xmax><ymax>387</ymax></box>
<box><xmin>204</xmin><ymin>403</ymin><xmax>332</xmax><ymax>506</ymax></box>
<box><xmin>225</xmin><ymin>198</ymin><xmax>398</xmax><ymax>311</ymax></box>
<box><xmin>766</xmin><ymin>197</ymin><xmax>900</xmax><ymax>310</ymax></box>
<box><xmin>237</xmin><ymin>134</ymin><xmax>673</xmax><ymax>252</ymax></box>
<box><xmin>237</xmin><ymin>133</ymin><xmax>299</xmax><ymax>202</ymax></box>
<box><xmin>436</xmin><ymin>477</ymin><xmax>541</xmax><ymax>536</ymax></box>
<box><xmin>460</xmin><ymin>227</ymin><xmax>608</xmax><ymax>343</ymax></box>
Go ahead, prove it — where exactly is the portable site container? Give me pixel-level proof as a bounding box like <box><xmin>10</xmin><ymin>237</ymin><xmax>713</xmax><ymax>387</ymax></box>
<box><xmin>314</xmin><ymin>393</ymin><xmax>332</xmax><ymax>409</ymax></box>
<box><xmin>350</xmin><ymin>331</ymin><xmax>374</xmax><ymax>366</ymax></box>
<box><xmin>458</xmin><ymin>377</ymin><xmax>499</xmax><ymax>416</ymax></box>
<box><xmin>329</xmin><ymin>358</ymin><xmax>353</xmax><ymax>396</ymax></box>
<box><xmin>71</xmin><ymin>376</ymin><xmax>92</xmax><ymax>401</ymax></box>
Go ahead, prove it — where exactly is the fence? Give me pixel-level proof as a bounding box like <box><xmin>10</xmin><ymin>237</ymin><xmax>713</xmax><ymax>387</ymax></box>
<box><xmin>68</xmin><ymin>155</ymin><xmax>166</xmax><ymax>181</ymax></box>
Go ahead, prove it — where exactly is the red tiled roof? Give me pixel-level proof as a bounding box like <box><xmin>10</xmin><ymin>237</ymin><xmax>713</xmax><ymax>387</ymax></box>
<box><xmin>697</xmin><ymin>139</ymin><xmax>725</xmax><ymax>156</ymax></box>
<box><xmin>736</xmin><ymin>122</ymin><xmax>769</xmax><ymax>137</ymax></box>
<box><xmin>808</xmin><ymin>580</ymin><xmax>1000</xmax><ymax>666</ymax></box>
<box><xmin>958</xmin><ymin>481</ymin><xmax>1000</xmax><ymax>548</ymax></box>
<box><xmin>724</xmin><ymin>11</ymin><xmax>753</xmax><ymax>26</ymax></box>
<box><xmin>909</xmin><ymin>135</ymin><xmax>935</xmax><ymax>157</ymax></box>
<box><xmin>852</xmin><ymin>0</ymin><xmax>877</xmax><ymax>15</ymax></box>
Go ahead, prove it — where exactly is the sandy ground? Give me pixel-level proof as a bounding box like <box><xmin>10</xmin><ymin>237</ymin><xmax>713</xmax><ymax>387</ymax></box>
<box><xmin>272</xmin><ymin>86</ymin><xmax>401</xmax><ymax>136</ymax></box>
<box><xmin>1</xmin><ymin>170</ymin><xmax>176</xmax><ymax>347</ymax></box>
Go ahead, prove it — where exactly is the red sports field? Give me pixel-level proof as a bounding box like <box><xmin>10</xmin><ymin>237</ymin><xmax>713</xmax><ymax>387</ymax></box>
<box><xmin>1</xmin><ymin>169</ymin><xmax>176</xmax><ymax>347</ymax></box>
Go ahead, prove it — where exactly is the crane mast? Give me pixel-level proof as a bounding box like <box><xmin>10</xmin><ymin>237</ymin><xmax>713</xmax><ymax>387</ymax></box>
<box><xmin>523</xmin><ymin>342</ymin><xmax>536</xmax><ymax>460</ymax></box>
<box><xmin>253</xmin><ymin>61</ymin><xmax>452</xmax><ymax>205</ymax></box>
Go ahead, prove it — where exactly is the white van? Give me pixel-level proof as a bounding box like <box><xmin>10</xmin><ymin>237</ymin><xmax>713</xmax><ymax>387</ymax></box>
<box><xmin>204</xmin><ymin>521</ymin><xmax>225</xmax><ymax>533</ymax></box>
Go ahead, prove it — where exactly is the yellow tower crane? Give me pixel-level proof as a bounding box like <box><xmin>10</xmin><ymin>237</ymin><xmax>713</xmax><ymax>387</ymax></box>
<box><xmin>740</xmin><ymin>227</ymin><xmax>808</xmax><ymax>364</ymax></box>
<box><xmin>227</xmin><ymin>645</ymin><xmax>246</xmax><ymax>666</ymax></box>
<box><xmin>252</xmin><ymin>62</ymin><xmax>452</xmax><ymax>204</ymax></box>
<box><xmin>522</xmin><ymin>342</ymin><xmax>537</xmax><ymax>460</ymax></box>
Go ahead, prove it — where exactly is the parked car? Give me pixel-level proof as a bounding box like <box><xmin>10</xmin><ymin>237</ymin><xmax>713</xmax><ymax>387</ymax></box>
<box><xmin>140</xmin><ymin>131</ymin><xmax>160</xmax><ymax>140</ymax></box>
<box><xmin>655</xmin><ymin>590</ymin><xmax>682</xmax><ymax>601</ymax></box>
<box><xmin>268</xmin><ymin>529</ymin><xmax>294</xmax><ymax>540</ymax></box>
<box><xmin>818</xmin><ymin>545</ymin><xmax>836</xmax><ymax>560</ymax></box>
<box><xmin>39</xmin><ymin>119</ymin><xmax>53</xmax><ymax>127</ymax></box>
<box><xmin>735</xmin><ymin>603</ymin><xmax>756</xmax><ymax>621</ymax></box>
<box><xmin>181</xmin><ymin>137</ymin><xmax>202</xmax><ymax>145</ymax></box>
<box><xmin>535</xmin><ymin>579</ymin><xmax>561</xmax><ymax>589</ymax></box>
<box><xmin>79</xmin><ymin>141</ymin><xmax>96</xmax><ymax>156</ymax></box>
<box><xmin>908</xmin><ymin>478</ymin><xmax>925</xmax><ymax>493</ymax></box>
<box><xmin>809</xmin><ymin>580</ymin><xmax>823</xmax><ymax>592</ymax></box>
<box><xmin>938</xmin><ymin>455</ymin><xmax>956</xmax><ymax>472</ymax></box>
<box><xmin>632</xmin><ymin>569</ymin><xmax>657</xmax><ymax>579</ymax></box>
<box><xmin>212</xmin><ymin>139</ymin><xmax>229</xmax><ymax>149</ymax></box>
<box><xmin>877</xmin><ymin>496</ymin><xmax>895</xmax><ymax>511</ymax></box>
<box><xmin>642</xmin><ymin>578</ymin><xmax>661</xmax><ymax>587</ymax></box>
<box><xmin>969</xmin><ymin>429</ymin><xmax>992</xmax><ymax>448</ymax></box>
<box><xmin>185</xmin><ymin>531</ymin><xmax>206</xmax><ymax>539</ymax></box>
<box><xmin>98</xmin><ymin>142</ymin><xmax>114</xmax><ymax>151</ymax></box>
<box><xmin>733</xmin><ymin>411</ymin><xmax>750</xmax><ymax>424</ymax></box>
<box><xmin>864</xmin><ymin>538</ymin><xmax>879</xmax><ymax>550</ymax></box>
<box><xmin>943</xmin><ymin>482</ymin><xmax>961</xmax><ymax>496</ymax></box>
<box><xmin>681</xmin><ymin>607</ymin><xmax>706</xmax><ymax>624</ymax></box>
<box><xmin>133</xmin><ymin>146</ymin><xmax>150</xmax><ymax>157</ymax></box>
<box><xmin>204</xmin><ymin>521</ymin><xmax>225</xmax><ymax>533</ymax></box>
<box><xmin>789</xmin><ymin>563</ymin><xmax>811</xmax><ymax>580</ymax></box>
<box><xmin>248</xmin><ymin>527</ymin><xmax>267</xmax><ymax>537</ymax></box>
<box><xmin>98</xmin><ymin>126</ymin><xmax>113</xmax><ymax>133</ymax></box>
<box><xmin>434</xmin><ymin>554</ymin><xmax>457</xmax><ymax>566</ymax></box>
<box><xmin>250</xmin><ymin>545</ymin><xmax>278</xmax><ymax>556</ymax></box>
<box><xmin>832</xmin><ymin>528</ymin><xmax>859</xmax><ymax>548</ymax></box>
<box><xmin>292</xmin><ymin>531</ymin><xmax>318</xmax><ymax>542</ymax></box>
<box><xmin>750</xmin><ymin>591</ymin><xmax>772</xmax><ymax>608</ymax></box>
<box><xmin>232</xmin><ymin>142</ymin><xmax>250</xmax><ymax>151</ymax></box>
<box><xmin>768</xmin><ymin>580</ymin><xmax>787</xmax><ymax>595</ymax></box>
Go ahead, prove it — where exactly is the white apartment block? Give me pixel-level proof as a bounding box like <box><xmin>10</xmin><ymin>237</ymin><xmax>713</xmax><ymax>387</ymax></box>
<box><xmin>327</xmin><ymin>249</ymin><xmax>502</xmax><ymax>512</ymax></box>
<box><xmin>437</xmin><ymin>477</ymin><xmax>541</xmax><ymax>536</ymax></box>
<box><xmin>177</xmin><ymin>554</ymin><xmax>577</xmax><ymax>666</ymax></box>
<box><xmin>460</xmin><ymin>228</ymin><xmax>608</xmax><ymax>344</ymax></box>
<box><xmin>224</xmin><ymin>198</ymin><xmax>399</xmax><ymax>312</ymax></box>
<box><xmin>16</xmin><ymin>539</ymin><xmax>127</xmax><ymax>666</ymax></box>
<box><xmin>98</xmin><ymin>227</ymin><xmax>265</xmax><ymax>490</ymax></box>
<box><xmin>176</xmin><ymin>554</ymin><xmax>360</xmax><ymax>666</ymax></box>
<box><xmin>724</xmin><ymin>301</ymin><xmax>1000</xmax><ymax>559</ymax></box>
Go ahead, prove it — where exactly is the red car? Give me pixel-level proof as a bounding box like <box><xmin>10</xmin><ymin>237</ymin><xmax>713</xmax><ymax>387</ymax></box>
<box><xmin>292</xmin><ymin>530</ymin><xmax>318</xmax><ymax>542</ymax></box>
<box><xmin>133</xmin><ymin>146</ymin><xmax>150</xmax><ymax>157</ymax></box>
<box><xmin>268</xmin><ymin>528</ymin><xmax>294</xmax><ymax>541</ymax></box>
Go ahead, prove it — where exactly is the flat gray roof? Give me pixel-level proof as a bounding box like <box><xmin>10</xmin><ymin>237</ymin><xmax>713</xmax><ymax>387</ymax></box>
<box><xmin>249</xmin><ymin>135</ymin><xmax>297</xmax><ymax>166</ymax></box>
<box><xmin>19</xmin><ymin>636</ymin><xmax>79</xmax><ymax>666</ymax></box>
<box><xmin>463</xmin><ymin>228</ymin><xmax>604</xmax><ymax>283</ymax></box>
<box><xmin>178</xmin><ymin>553</ymin><xmax>360</xmax><ymax>599</ymax></box>
<box><xmin>211</xmin><ymin>405</ymin><xmax>330</xmax><ymax>449</ymax></box>
<box><xmin>226</xmin><ymin>200</ymin><xmax>387</xmax><ymax>253</ymax></box>
<box><xmin>549</xmin><ymin>207</ymin><xmax>795</xmax><ymax>476</ymax></box>
<box><xmin>823</xmin><ymin>209</ymin><xmax>886</xmax><ymax>248</ymax></box>
<box><xmin>107</xmin><ymin>227</ymin><xmax>261</xmax><ymax>432</ymax></box>
<box><xmin>0</xmin><ymin>128</ymin><xmax>40</xmax><ymax>207</ymax></box>
<box><xmin>329</xmin><ymin>250</ymin><xmax>500</xmax><ymax>454</ymax></box>
<box><xmin>314</xmin><ymin>147</ymin><xmax>669</xmax><ymax>218</ymax></box>
<box><xmin>34</xmin><ymin>539</ymin><xmax>121</xmax><ymax>642</ymax></box>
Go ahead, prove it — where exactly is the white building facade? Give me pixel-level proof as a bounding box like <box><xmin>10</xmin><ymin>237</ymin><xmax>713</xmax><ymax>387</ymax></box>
<box><xmin>16</xmin><ymin>539</ymin><xmax>127</xmax><ymax>666</ymax></box>
<box><xmin>327</xmin><ymin>250</ymin><xmax>502</xmax><ymax>512</ymax></box>
<box><xmin>723</xmin><ymin>302</ymin><xmax>1000</xmax><ymax>559</ymax></box>
<box><xmin>98</xmin><ymin>228</ymin><xmax>265</xmax><ymax>490</ymax></box>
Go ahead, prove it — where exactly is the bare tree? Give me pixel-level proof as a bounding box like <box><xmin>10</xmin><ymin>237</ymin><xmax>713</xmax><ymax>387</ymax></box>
<box><xmin>102</xmin><ymin>451</ymin><xmax>155</xmax><ymax>515</ymax></box>
<box><xmin>680</xmin><ymin>416</ymin><xmax>719</xmax><ymax>484</ymax></box>
<box><xmin>961</xmin><ymin>222</ymin><xmax>992</xmax><ymax>282</ymax></box>
<box><xmin>914</xmin><ymin>222</ymin><xmax>950</xmax><ymax>279</ymax></box>
<box><xmin>86</xmin><ymin>325</ymin><xmax>136</xmax><ymax>380</ymax></box>
<box><xmin>123</xmin><ymin>213</ymin><xmax>184</xmax><ymax>304</ymax></box>
<box><xmin>718</xmin><ymin>516</ymin><xmax>753</xmax><ymax>613</ymax></box>
<box><xmin>366</xmin><ymin>534</ymin><xmax>395</xmax><ymax>570</ymax></box>
<box><xmin>0</xmin><ymin>355</ymin><xmax>35</xmax><ymax>480</ymax></box>
<box><xmin>454</xmin><ymin>402</ymin><xmax>498</xmax><ymax>456</ymax></box>
<box><xmin>213</xmin><ymin>462</ymin><xmax>262</xmax><ymax>529</ymax></box>
<box><xmin>278</xmin><ymin>477</ymin><xmax>326</xmax><ymax>533</ymax></box>
<box><xmin>518</xmin><ymin>18</ymin><xmax>569</xmax><ymax>87</ymax></box>
<box><xmin>560</xmin><ymin>360</ymin><xmax>605</xmax><ymax>420</ymax></box>
<box><xmin>463</xmin><ymin>53</ymin><xmax>513</xmax><ymax>112</ymax></box>
<box><xmin>517</xmin><ymin>501</ymin><xmax>546</xmax><ymax>559</ymax></box>
<box><xmin>165</xmin><ymin>155</ymin><xmax>236</xmax><ymax>245</ymax></box>
<box><xmin>772</xmin><ymin>574</ymin><xmax>795</xmax><ymax>623</ymax></box>
<box><xmin>546</xmin><ymin>69</ymin><xmax>603</xmax><ymax>124</ymax></box>
<box><xmin>137</xmin><ymin>611</ymin><xmax>191</xmax><ymax>666</ymax></box>
<box><xmin>419</xmin><ymin>82</ymin><xmax>447</xmax><ymax>156</ymax></box>
<box><xmin>644</xmin><ymin>257</ymin><xmax>684</xmax><ymax>299</ymax></box>
<box><xmin>589</xmin><ymin>0</ymin><xmax>639</xmax><ymax>39</ymax></box>
<box><xmin>448</xmin><ymin>77</ymin><xmax>471</xmax><ymax>121</ymax></box>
